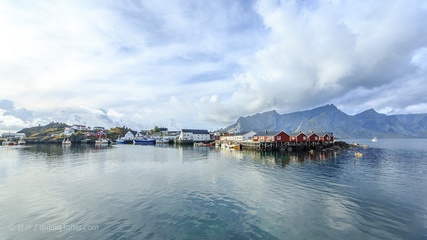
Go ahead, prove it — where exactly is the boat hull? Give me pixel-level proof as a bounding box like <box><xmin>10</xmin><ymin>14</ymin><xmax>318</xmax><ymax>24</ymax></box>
<box><xmin>133</xmin><ymin>139</ymin><xmax>155</xmax><ymax>145</ymax></box>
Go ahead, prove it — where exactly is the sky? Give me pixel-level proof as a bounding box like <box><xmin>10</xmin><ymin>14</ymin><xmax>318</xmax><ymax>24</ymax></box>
<box><xmin>1</xmin><ymin>0</ymin><xmax>427</xmax><ymax>133</ymax></box>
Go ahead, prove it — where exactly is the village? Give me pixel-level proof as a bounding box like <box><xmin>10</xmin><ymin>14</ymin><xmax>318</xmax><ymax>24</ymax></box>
<box><xmin>1</xmin><ymin>122</ymin><xmax>344</xmax><ymax>152</ymax></box>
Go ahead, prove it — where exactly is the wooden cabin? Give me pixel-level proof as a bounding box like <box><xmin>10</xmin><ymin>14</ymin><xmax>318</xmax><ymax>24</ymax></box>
<box><xmin>308</xmin><ymin>132</ymin><xmax>320</xmax><ymax>142</ymax></box>
<box><xmin>322</xmin><ymin>132</ymin><xmax>334</xmax><ymax>142</ymax></box>
<box><xmin>253</xmin><ymin>131</ymin><xmax>290</xmax><ymax>143</ymax></box>
<box><xmin>295</xmin><ymin>132</ymin><xmax>308</xmax><ymax>143</ymax></box>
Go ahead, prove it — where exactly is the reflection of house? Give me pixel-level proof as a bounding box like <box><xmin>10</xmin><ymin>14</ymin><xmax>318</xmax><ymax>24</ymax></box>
<box><xmin>64</xmin><ymin>127</ymin><xmax>75</xmax><ymax>136</ymax></box>
<box><xmin>71</xmin><ymin>124</ymin><xmax>88</xmax><ymax>131</ymax></box>
<box><xmin>179</xmin><ymin>129</ymin><xmax>210</xmax><ymax>141</ymax></box>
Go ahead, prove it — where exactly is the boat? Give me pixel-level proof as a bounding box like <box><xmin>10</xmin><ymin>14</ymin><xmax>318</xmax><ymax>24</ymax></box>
<box><xmin>156</xmin><ymin>138</ymin><xmax>169</xmax><ymax>144</ymax></box>
<box><xmin>62</xmin><ymin>138</ymin><xmax>72</xmax><ymax>145</ymax></box>
<box><xmin>18</xmin><ymin>138</ymin><xmax>26</xmax><ymax>145</ymax></box>
<box><xmin>4</xmin><ymin>138</ymin><xmax>16</xmax><ymax>146</ymax></box>
<box><xmin>194</xmin><ymin>142</ymin><xmax>213</xmax><ymax>147</ymax></box>
<box><xmin>225</xmin><ymin>143</ymin><xmax>240</xmax><ymax>150</ymax></box>
<box><xmin>95</xmin><ymin>138</ymin><xmax>110</xmax><ymax>145</ymax></box>
<box><xmin>133</xmin><ymin>137</ymin><xmax>155</xmax><ymax>145</ymax></box>
<box><xmin>355</xmin><ymin>152</ymin><xmax>363</xmax><ymax>158</ymax></box>
<box><xmin>363</xmin><ymin>144</ymin><xmax>369</xmax><ymax>148</ymax></box>
<box><xmin>371</xmin><ymin>137</ymin><xmax>378</xmax><ymax>142</ymax></box>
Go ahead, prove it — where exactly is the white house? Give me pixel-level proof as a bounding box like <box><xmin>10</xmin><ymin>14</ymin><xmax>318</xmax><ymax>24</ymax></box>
<box><xmin>64</xmin><ymin>127</ymin><xmax>75</xmax><ymax>136</ymax></box>
<box><xmin>179</xmin><ymin>129</ymin><xmax>210</xmax><ymax>141</ymax></box>
<box><xmin>123</xmin><ymin>131</ymin><xmax>135</xmax><ymax>140</ymax></box>
<box><xmin>220</xmin><ymin>131</ymin><xmax>257</xmax><ymax>142</ymax></box>
<box><xmin>71</xmin><ymin>124</ymin><xmax>88</xmax><ymax>131</ymax></box>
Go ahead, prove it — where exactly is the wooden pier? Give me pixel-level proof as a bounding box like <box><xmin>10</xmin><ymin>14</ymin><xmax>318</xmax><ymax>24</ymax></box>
<box><xmin>239</xmin><ymin>141</ymin><xmax>335</xmax><ymax>152</ymax></box>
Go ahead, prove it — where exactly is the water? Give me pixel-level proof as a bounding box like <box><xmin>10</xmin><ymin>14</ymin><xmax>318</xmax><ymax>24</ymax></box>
<box><xmin>1</xmin><ymin>140</ymin><xmax>427</xmax><ymax>239</ymax></box>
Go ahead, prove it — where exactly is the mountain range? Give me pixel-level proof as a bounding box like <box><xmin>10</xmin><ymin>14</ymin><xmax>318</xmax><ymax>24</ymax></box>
<box><xmin>223</xmin><ymin>104</ymin><xmax>427</xmax><ymax>138</ymax></box>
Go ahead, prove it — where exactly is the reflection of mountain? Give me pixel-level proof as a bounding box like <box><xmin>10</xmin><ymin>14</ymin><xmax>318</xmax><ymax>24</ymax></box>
<box><xmin>223</xmin><ymin>104</ymin><xmax>427</xmax><ymax>138</ymax></box>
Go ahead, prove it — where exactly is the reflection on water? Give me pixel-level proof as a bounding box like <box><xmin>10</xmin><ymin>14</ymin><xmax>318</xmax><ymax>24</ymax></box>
<box><xmin>1</xmin><ymin>141</ymin><xmax>427</xmax><ymax>239</ymax></box>
<box><xmin>221</xmin><ymin>148</ymin><xmax>337</xmax><ymax>167</ymax></box>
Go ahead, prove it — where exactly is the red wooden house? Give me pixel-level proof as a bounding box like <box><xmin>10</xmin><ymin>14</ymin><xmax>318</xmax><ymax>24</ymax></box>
<box><xmin>308</xmin><ymin>132</ymin><xmax>320</xmax><ymax>142</ymax></box>
<box><xmin>295</xmin><ymin>132</ymin><xmax>308</xmax><ymax>143</ymax></box>
<box><xmin>323</xmin><ymin>132</ymin><xmax>334</xmax><ymax>142</ymax></box>
<box><xmin>253</xmin><ymin>131</ymin><xmax>291</xmax><ymax>142</ymax></box>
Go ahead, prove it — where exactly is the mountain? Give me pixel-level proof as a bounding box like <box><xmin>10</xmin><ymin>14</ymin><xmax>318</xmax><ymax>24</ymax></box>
<box><xmin>223</xmin><ymin>104</ymin><xmax>427</xmax><ymax>138</ymax></box>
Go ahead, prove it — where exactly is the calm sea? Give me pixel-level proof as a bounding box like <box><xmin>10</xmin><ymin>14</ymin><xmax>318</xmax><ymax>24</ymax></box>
<box><xmin>1</xmin><ymin>139</ymin><xmax>427</xmax><ymax>239</ymax></box>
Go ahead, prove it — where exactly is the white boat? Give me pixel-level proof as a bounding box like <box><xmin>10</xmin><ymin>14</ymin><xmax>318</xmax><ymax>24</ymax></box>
<box><xmin>62</xmin><ymin>138</ymin><xmax>72</xmax><ymax>145</ymax></box>
<box><xmin>18</xmin><ymin>138</ymin><xmax>26</xmax><ymax>145</ymax></box>
<box><xmin>3</xmin><ymin>138</ymin><xmax>16</xmax><ymax>146</ymax></box>
<box><xmin>95</xmin><ymin>138</ymin><xmax>110</xmax><ymax>144</ymax></box>
<box><xmin>371</xmin><ymin>137</ymin><xmax>378</xmax><ymax>142</ymax></box>
<box><xmin>156</xmin><ymin>138</ymin><xmax>169</xmax><ymax>144</ymax></box>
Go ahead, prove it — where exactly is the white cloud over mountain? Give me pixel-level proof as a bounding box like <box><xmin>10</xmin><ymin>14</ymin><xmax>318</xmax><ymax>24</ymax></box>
<box><xmin>1</xmin><ymin>0</ymin><xmax>426</xmax><ymax>132</ymax></box>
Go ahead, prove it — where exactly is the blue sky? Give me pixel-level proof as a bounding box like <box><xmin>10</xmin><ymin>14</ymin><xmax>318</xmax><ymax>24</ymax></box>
<box><xmin>1</xmin><ymin>0</ymin><xmax>427</xmax><ymax>132</ymax></box>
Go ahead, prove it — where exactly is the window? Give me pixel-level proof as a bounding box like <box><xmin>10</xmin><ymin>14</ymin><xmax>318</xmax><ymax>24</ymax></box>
<box><xmin>277</xmin><ymin>136</ymin><xmax>281</xmax><ymax>140</ymax></box>
<box><xmin>303</xmin><ymin>136</ymin><xmax>307</xmax><ymax>140</ymax></box>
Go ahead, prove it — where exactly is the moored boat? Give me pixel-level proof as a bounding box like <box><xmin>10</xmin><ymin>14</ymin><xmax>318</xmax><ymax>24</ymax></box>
<box><xmin>95</xmin><ymin>139</ymin><xmax>110</xmax><ymax>144</ymax></box>
<box><xmin>5</xmin><ymin>138</ymin><xmax>16</xmax><ymax>146</ymax></box>
<box><xmin>133</xmin><ymin>137</ymin><xmax>155</xmax><ymax>145</ymax></box>
<box><xmin>371</xmin><ymin>137</ymin><xmax>378</xmax><ymax>142</ymax></box>
<box><xmin>18</xmin><ymin>138</ymin><xmax>26</xmax><ymax>145</ymax></box>
<box><xmin>225</xmin><ymin>143</ymin><xmax>240</xmax><ymax>149</ymax></box>
<box><xmin>156</xmin><ymin>138</ymin><xmax>169</xmax><ymax>144</ymax></box>
<box><xmin>62</xmin><ymin>138</ymin><xmax>72</xmax><ymax>145</ymax></box>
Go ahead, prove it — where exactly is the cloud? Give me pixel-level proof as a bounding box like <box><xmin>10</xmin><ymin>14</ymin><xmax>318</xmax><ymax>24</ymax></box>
<box><xmin>201</xmin><ymin>0</ymin><xmax>427</xmax><ymax>120</ymax></box>
<box><xmin>0</xmin><ymin>0</ymin><xmax>426</xmax><ymax>131</ymax></box>
<box><xmin>0</xmin><ymin>99</ymin><xmax>41</xmax><ymax>131</ymax></box>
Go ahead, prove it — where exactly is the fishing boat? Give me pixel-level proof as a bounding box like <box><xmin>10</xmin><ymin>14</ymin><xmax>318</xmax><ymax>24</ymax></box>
<box><xmin>371</xmin><ymin>137</ymin><xmax>378</xmax><ymax>142</ymax></box>
<box><xmin>355</xmin><ymin>152</ymin><xmax>363</xmax><ymax>158</ymax></box>
<box><xmin>5</xmin><ymin>138</ymin><xmax>16</xmax><ymax>146</ymax></box>
<box><xmin>18</xmin><ymin>138</ymin><xmax>26</xmax><ymax>145</ymax></box>
<box><xmin>133</xmin><ymin>137</ymin><xmax>155</xmax><ymax>145</ymax></box>
<box><xmin>225</xmin><ymin>143</ymin><xmax>240</xmax><ymax>150</ymax></box>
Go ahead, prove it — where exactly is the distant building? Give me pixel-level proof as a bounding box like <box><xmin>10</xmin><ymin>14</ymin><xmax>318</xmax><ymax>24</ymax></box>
<box><xmin>93</xmin><ymin>126</ymin><xmax>105</xmax><ymax>131</ymax></box>
<box><xmin>253</xmin><ymin>131</ymin><xmax>291</xmax><ymax>143</ymax></box>
<box><xmin>71</xmin><ymin>124</ymin><xmax>88</xmax><ymax>131</ymax></box>
<box><xmin>1</xmin><ymin>132</ymin><xmax>26</xmax><ymax>138</ymax></box>
<box><xmin>123</xmin><ymin>131</ymin><xmax>135</xmax><ymax>140</ymax></box>
<box><xmin>179</xmin><ymin>129</ymin><xmax>210</xmax><ymax>141</ymax></box>
<box><xmin>220</xmin><ymin>131</ymin><xmax>257</xmax><ymax>142</ymax></box>
<box><xmin>64</xmin><ymin>127</ymin><xmax>75</xmax><ymax>136</ymax></box>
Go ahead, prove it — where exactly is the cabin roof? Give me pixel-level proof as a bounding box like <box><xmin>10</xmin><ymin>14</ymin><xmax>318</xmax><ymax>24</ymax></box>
<box><xmin>181</xmin><ymin>129</ymin><xmax>209</xmax><ymax>134</ymax></box>
<box><xmin>254</xmin><ymin>131</ymin><xmax>284</xmax><ymax>137</ymax></box>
